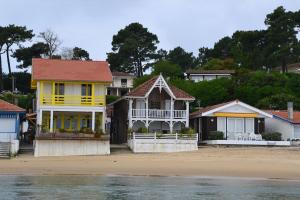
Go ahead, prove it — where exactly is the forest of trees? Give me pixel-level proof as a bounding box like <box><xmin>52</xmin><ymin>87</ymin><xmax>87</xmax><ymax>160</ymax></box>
<box><xmin>1</xmin><ymin>6</ymin><xmax>300</xmax><ymax>110</ymax></box>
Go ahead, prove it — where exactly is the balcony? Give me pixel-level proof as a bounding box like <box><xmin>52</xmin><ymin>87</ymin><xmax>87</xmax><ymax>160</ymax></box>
<box><xmin>131</xmin><ymin>109</ymin><xmax>187</xmax><ymax>119</ymax></box>
<box><xmin>40</xmin><ymin>94</ymin><xmax>105</xmax><ymax>106</ymax></box>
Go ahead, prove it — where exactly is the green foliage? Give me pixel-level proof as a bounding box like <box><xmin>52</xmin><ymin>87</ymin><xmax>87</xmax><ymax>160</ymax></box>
<box><xmin>72</xmin><ymin>47</ymin><xmax>90</xmax><ymax>60</ymax></box>
<box><xmin>137</xmin><ymin>127</ymin><xmax>148</xmax><ymax>133</ymax></box>
<box><xmin>13</xmin><ymin>42</ymin><xmax>49</xmax><ymax>69</ymax></box>
<box><xmin>0</xmin><ymin>91</ymin><xmax>33</xmax><ymax>110</ymax></box>
<box><xmin>153</xmin><ymin>60</ymin><xmax>182</xmax><ymax>78</ymax></box>
<box><xmin>133</xmin><ymin>74</ymin><xmax>154</xmax><ymax>88</ymax></box>
<box><xmin>107</xmin><ymin>23</ymin><xmax>159</xmax><ymax>77</ymax></box>
<box><xmin>167</xmin><ymin>46</ymin><xmax>198</xmax><ymax>70</ymax></box>
<box><xmin>208</xmin><ymin>131</ymin><xmax>224</xmax><ymax>140</ymax></box>
<box><xmin>262</xmin><ymin>132</ymin><xmax>282</xmax><ymax>141</ymax></box>
<box><xmin>3</xmin><ymin>72</ymin><xmax>33</xmax><ymax>94</ymax></box>
<box><xmin>256</xmin><ymin>94</ymin><xmax>300</xmax><ymax>110</ymax></box>
<box><xmin>201</xmin><ymin>58</ymin><xmax>236</xmax><ymax>70</ymax></box>
<box><xmin>106</xmin><ymin>95</ymin><xmax>120</xmax><ymax>104</ymax></box>
<box><xmin>180</xmin><ymin>128</ymin><xmax>196</xmax><ymax>137</ymax></box>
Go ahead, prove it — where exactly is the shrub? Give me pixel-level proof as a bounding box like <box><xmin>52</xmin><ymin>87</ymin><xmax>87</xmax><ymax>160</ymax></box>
<box><xmin>106</xmin><ymin>95</ymin><xmax>120</xmax><ymax>104</ymax></box>
<box><xmin>208</xmin><ymin>131</ymin><xmax>224</xmax><ymax>140</ymax></box>
<box><xmin>58</xmin><ymin>128</ymin><xmax>66</xmax><ymax>133</ymax></box>
<box><xmin>137</xmin><ymin>127</ymin><xmax>148</xmax><ymax>133</ymax></box>
<box><xmin>262</xmin><ymin>132</ymin><xmax>282</xmax><ymax>141</ymax></box>
<box><xmin>180</xmin><ymin>128</ymin><xmax>196</xmax><ymax>137</ymax></box>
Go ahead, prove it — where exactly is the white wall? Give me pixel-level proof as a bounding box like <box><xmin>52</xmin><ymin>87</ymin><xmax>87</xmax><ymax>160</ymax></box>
<box><xmin>0</xmin><ymin>118</ymin><xmax>16</xmax><ymax>142</ymax></box>
<box><xmin>128</xmin><ymin>138</ymin><xmax>198</xmax><ymax>153</ymax></box>
<box><xmin>294</xmin><ymin>125</ymin><xmax>300</xmax><ymax>139</ymax></box>
<box><xmin>265</xmin><ymin>118</ymin><xmax>294</xmax><ymax>140</ymax></box>
<box><xmin>34</xmin><ymin>139</ymin><xmax>110</xmax><ymax>157</ymax></box>
<box><xmin>112</xmin><ymin>76</ymin><xmax>134</xmax><ymax>88</ymax></box>
<box><xmin>189</xmin><ymin>74</ymin><xmax>231</xmax><ymax>82</ymax></box>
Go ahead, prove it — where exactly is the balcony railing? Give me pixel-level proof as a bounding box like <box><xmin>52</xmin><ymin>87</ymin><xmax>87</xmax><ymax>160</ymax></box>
<box><xmin>40</xmin><ymin>94</ymin><xmax>105</xmax><ymax>106</ymax></box>
<box><xmin>131</xmin><ymin>109</ymin><xmax>187</xmax><ymax>119</ymax></box>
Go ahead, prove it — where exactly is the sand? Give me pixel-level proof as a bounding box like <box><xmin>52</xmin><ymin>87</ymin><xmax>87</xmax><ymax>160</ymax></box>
<box><xmin>1</xmin><ymin>147</ymin><xmax>300</xmax><ymax>180</ymax></box>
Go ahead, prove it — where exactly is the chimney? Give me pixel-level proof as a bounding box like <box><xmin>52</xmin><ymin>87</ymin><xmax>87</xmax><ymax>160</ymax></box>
<box><xmin>287</xmin><ymin>102</ymin><xmax>293</xmax><ymax>120</ymax></box>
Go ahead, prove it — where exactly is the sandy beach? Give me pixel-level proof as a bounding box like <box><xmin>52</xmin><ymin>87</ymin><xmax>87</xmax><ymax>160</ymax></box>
<box><xmin>1</xmin><ymin>147</ymin><xmax>300</xmax><ymax>179</ymax></box>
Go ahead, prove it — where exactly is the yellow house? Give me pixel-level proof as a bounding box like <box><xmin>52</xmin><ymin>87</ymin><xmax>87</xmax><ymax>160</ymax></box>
<box><xmin>32</xmin><ymin>58</ymin><xmax>112</xmax><ymax>134</ymax></box>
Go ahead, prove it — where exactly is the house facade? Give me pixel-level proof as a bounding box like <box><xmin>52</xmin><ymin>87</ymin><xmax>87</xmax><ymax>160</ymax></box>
<box><xmin>123</xmin><ymin>75</ymin><xmax>198</xmax><ymax>152</ymax></box>
<box><xmin>31</xmin><ymin>58</ymin><xmax>112</xmax><ymax>156</ymax></box>
<box><xmin>186</xmin><ymin>70</ymin><xmax>235</xmax><ymax>82</ymax></box>
<box><xmin>125</xmin><ymin>75</ymin><xmax>195</xmax><ymax>133</ymax></box>
<box><xmin>0</xmin><ymin>99</ymin><xmax>25</xmax><ymax>156</ymax></box>
<box><xmin>107</xmin><ymin>72</ymin><xmax>134</xmax><ymax>96</ymax></box>
<box><xmin>190</xmin><ymin>100</ymin><xmax>276</xmax><ymax>145</ymax></box>
<box><xmin>265</xmin><ymin>107</ymin><xmax>300</xmax><ymax>141</ymax></box>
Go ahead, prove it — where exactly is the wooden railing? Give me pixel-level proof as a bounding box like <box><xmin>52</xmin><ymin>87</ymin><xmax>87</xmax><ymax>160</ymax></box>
<box><xmin>131</xmin><ymin>132</ymin><xmax>198</xmax><ymax>140</ymax></box>
<box><xmin>131</xmin><ymin>109</ymin><xmax>187</xmax><ymax>119</ymax></box>
<box><xmin>40</xmin><ymin>94</ymin><xmax>105</xmax><ymax>106</ymax></box>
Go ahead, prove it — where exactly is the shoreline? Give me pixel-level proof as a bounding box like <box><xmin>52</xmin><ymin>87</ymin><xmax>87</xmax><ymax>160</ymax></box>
<box><xmin>1</xmin><ymin>147</ymin><xmax>300</xmax><ymax>180</ymax></box>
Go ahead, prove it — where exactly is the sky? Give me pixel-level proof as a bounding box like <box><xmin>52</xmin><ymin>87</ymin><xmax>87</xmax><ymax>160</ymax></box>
<box><xmin>0</xmin><ymin>0</ymin><xmax>300</xmax><ymax>72</ymax></box>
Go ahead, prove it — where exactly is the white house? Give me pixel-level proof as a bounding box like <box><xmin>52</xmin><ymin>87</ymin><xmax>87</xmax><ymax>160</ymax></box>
<box><xmin>189</xmin><ymin>100</ymin><xmax>289</xmax><ymax>146</ymax></box>
<box><xmin>124</xmin><ymin>75</ymin><xmax>198</xmax><ymax>152</ymax></box>
<box><xmin>107</xmin><ymin>72</ymin><xmax>135</xmax><ymax>96</ymax></box>
<box><xmin>31</xmin><ymin>58</ymin><xmax>112</xmax><ymax>156</ymax></box>
<box><xmin>0</xmin><ymin>99</ymin><xmax>25</xmax><ymax>156</ymax></box>
<box><xmin>186</xmin><ymin>70</ymin><xmax>235</xmax><ymax>82</ymax></box>
<box><xmin>265</xmin><ymin>103</ymin><xmax>300</xmax><ymax>140</ymax></box>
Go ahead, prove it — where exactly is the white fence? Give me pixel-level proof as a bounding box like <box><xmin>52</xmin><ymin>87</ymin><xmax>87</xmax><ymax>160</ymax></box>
<box><xmin>131</xmin><ymin>109</ymin><xmax>187</xmax><ymax>119</ymax></box>
<box><xmin>128</xmin><ymin>132</ymin><xmax>198</xmax><ymax>153</ymax></box>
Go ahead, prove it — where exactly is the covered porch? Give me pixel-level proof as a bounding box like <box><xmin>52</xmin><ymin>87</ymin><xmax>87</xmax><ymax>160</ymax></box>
<box><xmin>38</xmin><ymin>110</ymin><xmax>105</xmax><ymax>133</ymax></box>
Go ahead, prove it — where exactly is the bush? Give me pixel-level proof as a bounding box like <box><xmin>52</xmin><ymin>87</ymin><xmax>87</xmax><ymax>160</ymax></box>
<box><xmin>106</xmin><ymin>95</ymin><xmax>120</xmax><ymax>104</ymax></box>
<box><xmin>180</xmin><ymin>128</ymin><xmax>195</xmax><ymax>137</ymax></box>
<box><xmin>137</xmin><ymin>127</ymin><xmax>148</xmax><ymax>133</ymax></box>
<box><xmin>262</xmin><ymin>132</ymin><xmax>282</xmax><ymax>141</ymax></box>
<box><xmin>208</xmin><ymin>131</ymin><xmax>224</xmax><ymax>140</ymax></box>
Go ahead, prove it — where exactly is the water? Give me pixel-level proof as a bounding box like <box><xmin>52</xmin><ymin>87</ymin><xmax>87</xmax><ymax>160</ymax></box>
<box><xmin>1</xmin><ymin>176</ymin><xmax>300</xmax><ymax>200</ymax></box>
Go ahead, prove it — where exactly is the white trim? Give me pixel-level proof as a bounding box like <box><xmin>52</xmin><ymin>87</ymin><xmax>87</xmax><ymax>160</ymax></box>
<box><xmin>202</xmin><ymin>100</ymin><xmax>273</xmax><ymax>118</ymax></box>
<box><xmin>38</xmin><ymin>105</ymin><xmax>105</xmax><ymax>112</ymax></box>
<box><xmin>145</xmin><ymin>75</ymin><xmax>176</xmax><ymax>99</ymax></box>
<box><xmin>189</xmin><ymin>73</ymin><xmax>232</xmax><ymax>76</ymax></box>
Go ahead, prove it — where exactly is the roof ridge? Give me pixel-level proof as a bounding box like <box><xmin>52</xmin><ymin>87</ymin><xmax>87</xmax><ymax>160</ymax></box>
<box><xmin>32</xmin><ymin>58</ymin><xmax>108</xmax><ymax>63</ymax></box>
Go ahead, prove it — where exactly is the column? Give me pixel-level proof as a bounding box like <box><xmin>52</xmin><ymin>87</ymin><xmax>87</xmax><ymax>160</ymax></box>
<box><xmin>50</xmin><ymin>110</ymin><xmax>54</xmax><ymax>132</ymax></box>
<box><xmin>92</xmin><ymin>111</ymin><xmax>95</xmax><ymax>131</ymax></box>
<box><xmin>102</xmin><ymin>112</ymin><xmax>106</xmax><ymax>132</ymax></box>
<box><xmin>129</xmin><ymin>99</ymin><xmax>133</xmax><ymax>128</ymax></box>
<box><xmin>170</xmin><ymin>98</ymin><xmax>174</xmax><ymax>133</ymax></box>
<box><xmin>145</xmin><ymin>98</ymin><xmax>149</xmax><ymax>128</ymax></box>
<box><xmin>116</xmin><ymin>88</ymin><xmax>119</xmax><ymax>96</ymax></box>
<box><xmin>185</xmin><ymin>101</ymin><xmax>189</xmax><ymax>127</ymax></box>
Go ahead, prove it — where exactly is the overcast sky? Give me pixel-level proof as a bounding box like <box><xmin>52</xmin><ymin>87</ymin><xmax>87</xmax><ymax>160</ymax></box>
<box><xmin>1</xmin><ymin>0</ymin><xmax>300</xmax><ymax>72</ymax></box>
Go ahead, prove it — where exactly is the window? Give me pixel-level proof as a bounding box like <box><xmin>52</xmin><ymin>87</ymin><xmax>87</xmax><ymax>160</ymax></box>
<box><xmin>54</xmin><ymin>83</ymin><xmax>64</xmax><ymax>103</ymax></box>
<box><xmin>55</xmin><ymin>83</ymin><xmax>64</xmax><ymax>95</ymax></box>
<box><xmin>121</xmin><ymin>79</ymin><xmax>127</xmax><ymax>87</ymax></box>
<box><xmin>81</xmin><ymin>84</ymin><xmax>92</xmax><ymax>104</ymax></box>
<box><xmin>81</xmin><ymin>84</ymin><xmax>92</xmax><ymax>96</ymax></box>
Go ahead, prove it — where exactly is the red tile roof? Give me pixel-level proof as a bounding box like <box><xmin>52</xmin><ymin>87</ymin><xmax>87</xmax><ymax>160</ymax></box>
<box><xmin>268</xmin><ymin>110</ymin><xmax>300</xmax><ymax>124</ymax></box>
<box><xmin>190</xmin><ymin>100</ymin><xmax>237</xmax><ymax>118</ymax></box>
<box><xmin>126</xmin><ymin>76</ymin><xmax>194</xmax><ymax>100</ymax></box>
<box><xmin>0</xmin><ymin>99</ymin><xmax>25</xmax><ymax>112</ymax></box>
<box><xmin>32</xmin><ymin>58</ymin><xmax>112</xmax><ymax>82</ymax></box>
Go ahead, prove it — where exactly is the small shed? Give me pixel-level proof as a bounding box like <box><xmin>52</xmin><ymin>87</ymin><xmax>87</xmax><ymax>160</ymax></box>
<box><xmin>0</xmin><ymin>99</ymin><xmax>25</xmax><ymax>153</ymax></box>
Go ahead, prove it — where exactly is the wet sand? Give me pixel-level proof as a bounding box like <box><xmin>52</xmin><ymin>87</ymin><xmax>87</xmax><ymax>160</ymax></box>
<box><xmin>1</xmin><ymin>147</ymin><xmax>300</xmax><ymax>179</ymax></box>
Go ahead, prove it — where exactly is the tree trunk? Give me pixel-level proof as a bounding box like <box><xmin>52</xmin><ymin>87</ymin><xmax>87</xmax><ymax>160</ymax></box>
<box><xmin>0</xmin><ymin>54</ymin><xmax>3</xmax><ymax>91</ymax></box>
<box><xmin>6</xmin><ymin>47</ymin><xmax>14</xmax><ymax>92</ymax></box>
<box><xmin>6</xmin><ymin>47</ymin><xmax>12</xmax><ymax>75</ymax></box>
<box><xmin>281</xmin><ymin>58</ymin><xmax>287</xmax><ymax>73</ymax></box>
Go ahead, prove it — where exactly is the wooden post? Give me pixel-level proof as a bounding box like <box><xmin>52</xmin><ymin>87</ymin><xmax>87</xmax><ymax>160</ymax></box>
<box><xmin>185</xmin><ymin>101</ymin><xmax>189</xmax><ymax>127</ymax></box>
<box><xmin>92</xmin><ymin>111</ymin><xmax>95</xmax><ymax>131</ymax></box>
<box><xmin>129</xmin><ymin>99</ymin><xmax>133</xmax><ymax>128</ymax></box>
<box><xmin>50</xmin><ymin>110</ymin><xmax>54</xmax><ymax>133</ymax></box>
<box><xmin>52</xmin><ymin>82</ymin><xmax>55</xmax><ymax>105</ymax></box>
<box><xmin>145</xmin><ymin>97</ymin><xmax>149</xmax><ymax>129</ymax></box>
<box><xmin>92</xmin><ymin>83</ymin><xmax>95</xmax><ymax>106</ymax></box>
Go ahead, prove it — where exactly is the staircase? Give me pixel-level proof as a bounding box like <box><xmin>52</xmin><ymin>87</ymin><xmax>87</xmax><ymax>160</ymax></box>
<box><xmin>0</xmin><ymin>142</ymin><xmax>10</xmax><ymax>159</ymax></box>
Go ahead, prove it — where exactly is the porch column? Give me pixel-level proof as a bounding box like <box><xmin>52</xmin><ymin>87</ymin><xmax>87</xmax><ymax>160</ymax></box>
<box><xmin>50</xmin><ymin>110</ymin><xmax>54</xmax><ymax>132</ymax></box>
<box><xmin>185</xmin><ymin>101</ymin><xmax>189</xmax><ymax>127</ymax></box>
<box><xmin>145</xmin><ymin>97</ymin><xmax>149</xmax><ymax>128</ymax></box>
<box><xmin>92</xmin><ymin>111</ymin><xmax>95</xmax><ymax>131</ymax></box>
<box><xmin>129</xmin><ymin>99</ymin><xmax>133</xmax><ymax>128</ymax></box>
<box><xmin>116</xmin><ymin>88</ymin><xmax>119</xmax><ymax>96</ymax></box>
<box><xmin>170</xmin><ymin>98</ymin><xmax>174</xmax><ymax>133</ymax></box>
<box><xmin>102</xmin><ymin>112</ymin><xmax>106</xmax><ymax>132</ymax></box>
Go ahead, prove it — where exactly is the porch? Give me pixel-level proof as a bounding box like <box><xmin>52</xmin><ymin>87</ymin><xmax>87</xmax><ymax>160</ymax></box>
<box><xmin>38</xmin><ymin>110</ymin><xmax>105</xmax><ymax>133</ymax></box>
<box><xmin>203</xmin><ymin>140</ymin><xmax>291</xmax><ymax>146</ymax></box>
